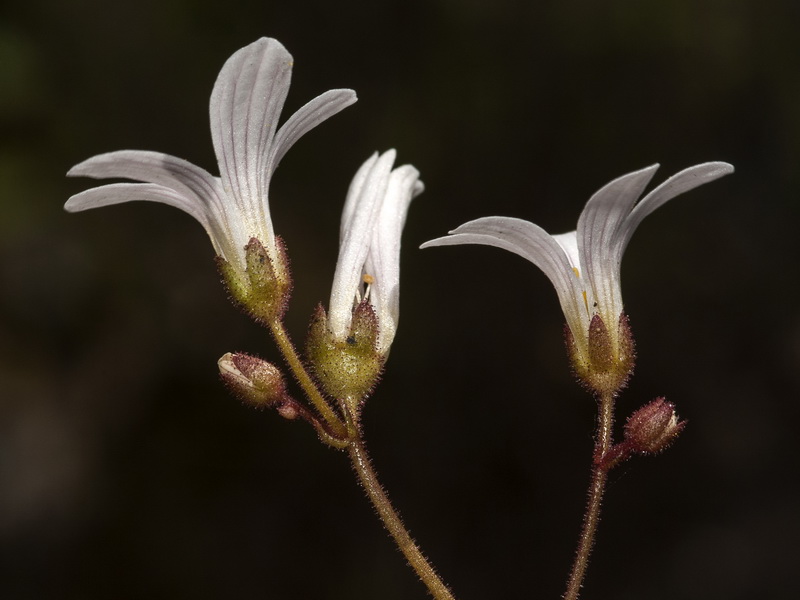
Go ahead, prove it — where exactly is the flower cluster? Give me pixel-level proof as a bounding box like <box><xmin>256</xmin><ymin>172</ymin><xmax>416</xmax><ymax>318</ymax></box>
<box><xmin>65</xmin><ymin>33</ymin><xmax>736</xmax><ymax>600</ymax></box>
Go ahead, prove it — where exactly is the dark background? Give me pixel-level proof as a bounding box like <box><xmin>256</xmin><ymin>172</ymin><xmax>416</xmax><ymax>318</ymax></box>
<box><xmin>2</xmin><ymin>1</ymin><xmax>798</xmax><ymax>598</ymax></box>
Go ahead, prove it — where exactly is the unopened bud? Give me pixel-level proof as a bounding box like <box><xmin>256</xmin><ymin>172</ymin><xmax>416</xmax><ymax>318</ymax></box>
<box><xmin>218</xmin><ymin>352</ymin><xmax>288</xmax><ymax>409</ymax></box>
<box><xmin>624</xmin><ymin>397</ymin><xmax>686</xmax><ymax>454</ymax></box>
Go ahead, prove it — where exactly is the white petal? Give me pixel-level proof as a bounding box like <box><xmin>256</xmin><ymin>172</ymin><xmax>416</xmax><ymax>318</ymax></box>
<box><xmin>423</xmin><ymin>218</ymin><xmax>592</xmax><ymax>348</ymax></box>
<box><xmin>270</xmin><ymin>89</ymin><xmax>357</xmax><ymax>171</ymax></box>
<box><xmin>365</xmin><ymin>165</ymin><xmax>423</xmax><ymax>352</ymax></box>
<box><xmin>65</xmin><ymin>183</ymin><xmax>232</xmax><ymax>258</ymax></box>
<box><xmin>550</xmin><ymin>231</ymin><xmax>597</xmax><ymax>340</ymax></box>
<box><xmin>66</xmin><ymin>182</ymin><xmax>195</xmax><ymax>214</ymax></box>
<box><xmin>422</xmin><ymin>216</ymin><xmax>579</xmax><ymax>304</ymax></box>
<box><xmin>576</xmin><ymin>165</ymin><xmax>658</xmax><ymax>322</ymax></box>
<box><xmin>209</xmin><ymin>37</ymin><xmax>291</xmax><ymax>255</ymax></box>
<box><xmin>328</xmin><ymin>151</ymin><xmax>395</xmax><ymax>340</ymax></box>
<box><xmin>67</xmin><ymin>150</ymin><xmax>224</xmax><ymax>215</ymax></box>
<box><xmin>65</xmin><ymin>151</ymin><xmax>242</xmax><ymax>264</ymax></box>
<box><xmin>552</xmin><ymin>231</ymin><xmax>580</xmax><ymax>270</ymax></box>
<box><xmin>339</xmin><ymin>152</ymin><xmax>380</xmax><ymax>238</ymax></box>
<box><xmin>621</xmin><ymin>162</ymin><xmax>734</xmax><ymax>254</ymax></box>
<box><xmin>577</xmin><ymin>165</ymin><xmax>659</xmax><ymax>256</ymax></box>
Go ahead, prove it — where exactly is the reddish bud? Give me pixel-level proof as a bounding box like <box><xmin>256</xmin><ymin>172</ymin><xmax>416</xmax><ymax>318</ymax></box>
<box><xmin>218</xmin><ymin>352</ymin><xmax>289</xmax><ymax>409</ymax></box>
<box><xmin>624</xmin><ymin>397</ymin><xmax>686</xmax><ymax>454</ymax></box>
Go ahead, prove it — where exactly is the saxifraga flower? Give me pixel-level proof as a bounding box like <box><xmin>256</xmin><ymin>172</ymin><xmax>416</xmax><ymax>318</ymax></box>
<box><xmin>66</xmin><ymin>37</ymin><xmax>357</xmax><ymax>319</ymax></box>
<box><xmin>422</xmin><ymin>162</ymin><xmax>733</xmax><ymax>393</ymax></box>
<box><xmin>328</xmin><ymin>150</ymin><xmax>424</xmax><ymax>356</ymax></box>
<box><xmin>307</xmin><ymin>150</ymin><xmax>423</xmax><ymax>404</ymax></box>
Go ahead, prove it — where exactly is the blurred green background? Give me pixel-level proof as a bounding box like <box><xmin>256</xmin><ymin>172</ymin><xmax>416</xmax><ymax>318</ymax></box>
<box><xmin>2</xmin><ymin>0</ymin><xmax>798</xmax><ymax>598</ymax></box>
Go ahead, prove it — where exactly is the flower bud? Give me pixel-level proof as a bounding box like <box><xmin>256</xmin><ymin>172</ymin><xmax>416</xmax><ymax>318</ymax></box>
<box><xmin>624</xmin><ymin>397</ymin><xmax>686</xmax><ymax>454</ymax></box>
<box><xmin>218</xmin><ymin>352</ymin><xmax>289</xmax><ymax>409</ymax></box>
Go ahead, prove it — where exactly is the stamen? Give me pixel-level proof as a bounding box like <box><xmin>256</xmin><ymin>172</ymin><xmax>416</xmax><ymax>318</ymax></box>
<box><xmin>572</xmin><ymin>267</ymin><xmax>581</xmax><ymax>278</ymax></box>
<box><xmin>353</xmin><ymin>274</ymin><xmax>376</xmax><ymax>307</ymax></box>
<box><xmin>362</xmin><ymin>273</ymin><xmax>375</xmax><ymax>302</ymax></box>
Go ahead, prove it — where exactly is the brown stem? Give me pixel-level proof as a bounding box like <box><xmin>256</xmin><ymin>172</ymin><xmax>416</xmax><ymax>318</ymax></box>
<box><xmin>564</xmin><ymin>391</ymin><xmax>615</xmax><ymax>600</ymax></box>
<box><xmin>348</xmin><ymin>437</ymin><xmax>456</xmax><ymax>600</ymax></box>
<box><xmin>268</xmin><ymin>319</ymin><xmax>347</xmax><ymax>439</ymax></box>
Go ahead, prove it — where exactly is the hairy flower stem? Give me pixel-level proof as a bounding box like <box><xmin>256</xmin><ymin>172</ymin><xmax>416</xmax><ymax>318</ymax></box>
<box><xmin>268</xmin><ymin>319</ymin><xmax>348</xmax><ymax>439</ymax></box>
<box><xmin>268</xmin><ymin>320</ymin><xmax>451</xmax><ymax>596</ymax></box>
<box><xmin>564</xmin><ymin>391</ymin><xmax>615</xmax><ymax>600</ymax></box>
<box><xmin>348</xmin><ymin>437</ymin><xmax>456</xmax><ymax>600</ymax></box>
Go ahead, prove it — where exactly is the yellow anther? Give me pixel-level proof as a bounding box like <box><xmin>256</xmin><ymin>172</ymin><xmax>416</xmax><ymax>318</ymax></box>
<box><xmin>570</xmin><ymin>268</ymin><xmax>589</xmax><ymax>312</ymax></box>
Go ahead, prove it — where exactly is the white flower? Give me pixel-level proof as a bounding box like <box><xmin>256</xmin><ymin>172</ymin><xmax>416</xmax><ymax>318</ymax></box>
<box><xmin>422</xmin><ymin>162</ymin><xmax>733</xmax><ymax>386</ymax></box>
<box><xmin>65</xmin><ymin>37</ymin><xmax>357</xmax><ymax>282</ymax></box>
<box><xmin>327</xmin><ymin>150</ymin><xmax>424</xmax><ymax>355</ymax></box>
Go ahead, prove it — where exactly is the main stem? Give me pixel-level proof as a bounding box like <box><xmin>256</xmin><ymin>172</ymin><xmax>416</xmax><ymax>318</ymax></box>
<box><xmin>267</xmin><ymin>322</ymin><xmax>452</xmax><ymax>597</ymax></box>
<box><xmin>348</xmin><ymin>438</ymin><xmax>456</xmax><ymax>600</ymax></box>
<box><xmin>564</xmin><ymin>391</ymin><xmax>615</xmax><ymax>600</ymax></box>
